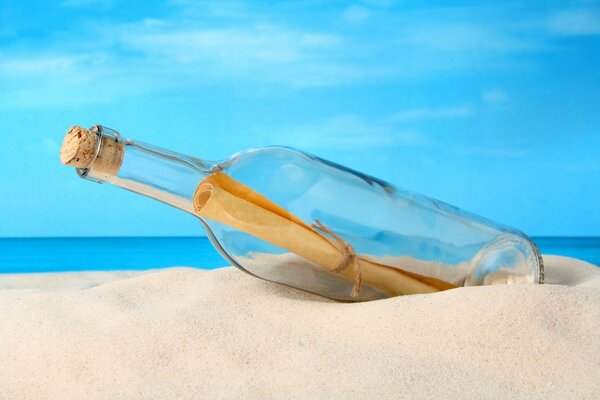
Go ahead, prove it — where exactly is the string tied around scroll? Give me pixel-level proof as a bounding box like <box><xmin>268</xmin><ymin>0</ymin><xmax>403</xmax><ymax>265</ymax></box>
<box><xmin>311</xmin><ymin>219</ymin><xmax>362</xmax><ymax>297</ymax></box>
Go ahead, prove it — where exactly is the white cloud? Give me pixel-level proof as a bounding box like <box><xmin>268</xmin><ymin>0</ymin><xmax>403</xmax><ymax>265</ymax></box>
<box><xmin>364</xmin><ymin>0</ymin><xmax>394</xmax><ymax>6</ymax></box>
<box><xmin>482</xmin><ymin>89</ymin><xmax>509</xmax><ymax>105</ymax></box>
<box><xmin>41</xmin><ymin>138</ymin><xmax>60</xmax><ymax>155</ymax></box>
<box><xmin>561</xmin><ymin>159</ymin><xmax>600</xmax><ymax>172</ymax></box>
<box><xmin>168</xmin><ymin>0</ymin><xmax>250</xmax><ymax>19</ymax></box>
<box><xmin>342</xmin><ymin>6</ymin><xmax>372</xmax><ymax>23</ymax></box>
<box><xmin>61</xmin><ymin>0</ymin><xmax>112</xmax><ymax>7</ymax></box>
<box><xmin>114</xmin><ymin>24</ymin><xmax>379</xmax><ymax>87</ymax></box>
<box><xmin>451</xmin><ymin>145</ymin><xmax>527</xmax><ymax>159</ymax></box>
<box><xmin>260</xmin><ymin>115</ymin><xmax>430</xmax><ymax>150</ymax></box>
<box><xmin>405</xmin><ymin>24</ymin><xmax>539</xmax><ymax>52</ymax></box>
<box><xmin>0</xmin><ymin>56</ymin><xmax>78</xmax><ymax>76</ymax></box>
<box><xmin>387</xmin><ymin>106</ymin><xmax>473</xmax><ymax>122</ymax></box>
<box><xmin>0</xmin><ymin>50</ymin><xmax>163</xmax><ymax>108</ymax></box>
<box><xmin>547</xmin><ymin>9</ymin><xmax>600</xmax><ymax>36</ymax></box>
<box><xmin>0</xmin><ymin>54</ymin><xmax>99</xmax><ymax>107</ymax></box>
<box><xmin>0</xmin><ymin>3</ymin><xmax>592</xmax><ymax>108</ymax></box>
<box><xmin>123</xmin><ymin>25</ymin><xmax>341</xmax><ymax>65</ymax></box>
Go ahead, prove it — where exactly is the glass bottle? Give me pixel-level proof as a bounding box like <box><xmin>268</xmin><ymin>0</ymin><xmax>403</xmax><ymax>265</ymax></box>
<box><xmin>60</xmin><ymin>125</ymin><xmax>543</xmax><ymax>301</ymax></box>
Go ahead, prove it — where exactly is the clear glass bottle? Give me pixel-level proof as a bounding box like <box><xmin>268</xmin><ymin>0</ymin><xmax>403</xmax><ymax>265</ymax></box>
<box><xmin>60</xmin><ymin>125</ymin><xmax>543</xmax><ymax>301</ymax></box>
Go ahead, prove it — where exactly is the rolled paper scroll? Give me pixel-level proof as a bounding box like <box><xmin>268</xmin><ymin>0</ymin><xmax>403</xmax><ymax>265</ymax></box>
<box><xmin>193</xmin><ymin>172</ymin><xmax>455</xmax><ymax>297</ymax></box>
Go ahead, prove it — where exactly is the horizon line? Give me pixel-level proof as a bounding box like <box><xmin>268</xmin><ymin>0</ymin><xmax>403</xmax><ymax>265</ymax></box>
<box><xmin>1</xmin><ymin>236</ymin><xmax>599</xmax><ymax>240</ymax></box>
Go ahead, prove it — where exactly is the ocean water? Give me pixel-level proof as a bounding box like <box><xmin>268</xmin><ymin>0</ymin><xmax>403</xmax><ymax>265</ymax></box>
<box><xmin>0</xmin><ymin>237</ymin><xmax>228</xmax><ymax>274</ymax></box>
<box><xmin>0</xmin><ymin>236</ymin><xmax>598</xmax><ymax>274</ymax></box>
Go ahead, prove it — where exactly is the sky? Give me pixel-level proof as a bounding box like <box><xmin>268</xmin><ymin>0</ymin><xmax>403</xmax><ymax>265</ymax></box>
<box><xmin>0</xmin><ymin>0</ymin><xmax>599</xmax><ymax>238</ymax></box>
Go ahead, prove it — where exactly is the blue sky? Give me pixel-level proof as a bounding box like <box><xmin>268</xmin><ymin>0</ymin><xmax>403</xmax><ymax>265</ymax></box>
<box><xmin>0</xmin><ymin>0</ymin><xmax>599</xmax><ymax>237</ymax></box>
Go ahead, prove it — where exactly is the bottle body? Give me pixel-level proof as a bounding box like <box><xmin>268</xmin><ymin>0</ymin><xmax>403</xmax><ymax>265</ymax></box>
<box><xmin>211</xmin><ymin>147</ymin><xmax>543</xmax><ymax>300</ymax></box>
<box><xmin>65</xmin><ymin>125</ymin><xmax>543</xmax><ymax>302</ymax></box>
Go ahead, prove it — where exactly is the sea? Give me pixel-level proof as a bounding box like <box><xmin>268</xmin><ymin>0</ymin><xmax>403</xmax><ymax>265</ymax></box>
<box><xmin>0</xmin><ymin>236</ymin><xmax>598</xmax><ymax>274</ymax></box>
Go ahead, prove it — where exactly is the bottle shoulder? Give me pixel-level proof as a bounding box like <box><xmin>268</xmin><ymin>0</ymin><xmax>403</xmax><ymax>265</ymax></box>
<box><xmin>227</xmin><ymin>145</ymin><xmax>306</xmax><ymax>160</ymax></box>
<box><xmin>222</xmin><ymin>145</ymin><xmax>395</xmax><ymax>192</ymax></box>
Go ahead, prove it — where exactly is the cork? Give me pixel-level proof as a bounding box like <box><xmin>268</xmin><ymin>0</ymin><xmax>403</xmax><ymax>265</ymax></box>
<box><xmin>60</xmin><ymin>125</ymin><xmax>125</xmax><ymax>179</ymax></box>
<box><xmin>60</xmin><ymin>126</ymin><xmax>98</xmax><ymax>168</ymax></box>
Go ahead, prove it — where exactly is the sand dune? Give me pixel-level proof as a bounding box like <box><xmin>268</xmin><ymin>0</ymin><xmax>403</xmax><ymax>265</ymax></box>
<box><xmin>1</xmin><ymin>255</ymin><xmax>599</xmax><ymax>399</ymax></box>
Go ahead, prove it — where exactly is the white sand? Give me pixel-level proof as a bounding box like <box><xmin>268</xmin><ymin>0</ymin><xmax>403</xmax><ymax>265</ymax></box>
<box><xmin>1</xmin><ymin>255</ymin><xmax>598</xmax><ymax>399</ymax></box>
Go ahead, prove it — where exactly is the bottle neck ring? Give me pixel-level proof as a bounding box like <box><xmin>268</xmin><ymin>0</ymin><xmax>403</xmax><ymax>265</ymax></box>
<box><xmin>77</xmin><ymin>125</ymin><xmax>126</xmax><ymax>183</ymax></box>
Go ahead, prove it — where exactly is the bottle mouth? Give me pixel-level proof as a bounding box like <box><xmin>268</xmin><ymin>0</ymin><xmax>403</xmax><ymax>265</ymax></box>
<box><xmin>60</xmin><ymin>125</ymin><xmax>125</xmax><ymax>183</ymax></box>
<box><xmin>73</xmin><ymin>126</ymin><xmax>102</xmax><ymax>182</ymax></box>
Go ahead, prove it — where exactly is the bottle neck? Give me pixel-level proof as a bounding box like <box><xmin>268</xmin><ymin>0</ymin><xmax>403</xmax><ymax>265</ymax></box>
<box><xmin>79</xmin><ymin>126</ymin><xmax>214</xmax><ymax>215</ymax></box>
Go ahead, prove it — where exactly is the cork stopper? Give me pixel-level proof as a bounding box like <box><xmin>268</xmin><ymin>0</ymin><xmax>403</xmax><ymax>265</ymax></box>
<box><xmin>60</xmin><ymin>125</ymin><xmax>125</xmax><ymax>179</ymax></box>
<box><xmin>60</xmin><ymin>126</ymin><xmax>98</xmax><ymax>168</ymax></box>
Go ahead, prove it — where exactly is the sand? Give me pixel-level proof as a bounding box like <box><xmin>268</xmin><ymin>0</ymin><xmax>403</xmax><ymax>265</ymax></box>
<box><xmin>0</xmin><ymin>255</ymin><xmax>598</xmax><ymax>399</ymax></box>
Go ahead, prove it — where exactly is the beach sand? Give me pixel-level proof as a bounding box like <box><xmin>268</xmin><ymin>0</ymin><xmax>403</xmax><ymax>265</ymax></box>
<box><xmin>1</xmin><ymin>255</ymin><xmax>598</xmax><ymax>399</ymax></box>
